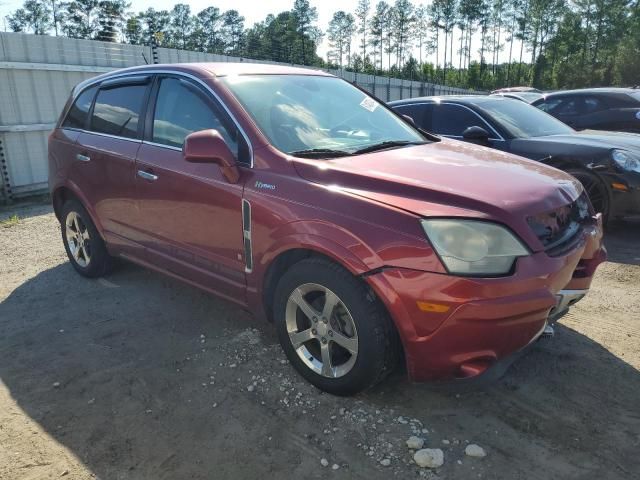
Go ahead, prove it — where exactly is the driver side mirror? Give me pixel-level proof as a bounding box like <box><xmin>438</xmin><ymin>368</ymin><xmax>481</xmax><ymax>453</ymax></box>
<box><xmin>183</xmin><ymin>129</ymin><xmax>240</xmax><ymax>184</ymax></box>
<box><xmin>462</xmin><ymin>126</ymin><xmax>490</xmax><ymax>143</ymax></box>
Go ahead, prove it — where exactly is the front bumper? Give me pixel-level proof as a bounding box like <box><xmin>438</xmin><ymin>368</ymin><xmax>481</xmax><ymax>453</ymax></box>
<box><xmin>364</xmin><ymin>220</ymin><xmax>606</xmax><ymax>382</ymax></box>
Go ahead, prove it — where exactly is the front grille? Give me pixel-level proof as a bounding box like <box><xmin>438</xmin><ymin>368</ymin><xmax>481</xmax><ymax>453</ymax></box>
<box><xmin>527</xmin><ymin>193</ymin><xmax>591</xmax><ymax>256</ymax></box>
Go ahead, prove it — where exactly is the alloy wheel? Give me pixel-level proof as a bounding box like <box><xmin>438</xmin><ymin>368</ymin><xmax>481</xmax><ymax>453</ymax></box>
<box><xmin>65</xmin><ymin>211</ymin><xmax>91</xmax><ymax>267</ymax></box>
<box><xmin>285</xmin><ymin>283</ymin><xmax>358</xmax><ymax>378</ymax></box>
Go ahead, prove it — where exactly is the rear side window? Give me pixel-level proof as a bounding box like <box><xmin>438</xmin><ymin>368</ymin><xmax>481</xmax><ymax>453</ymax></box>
<box><xmin>62</xmin><ymin>86</ymin><xmax>97</xmax><ymax>129</ymax></box>
<box><xmin>152</xmin><ymin>77</ymin><xmax>238</xmax><ymax>155</ymax></box>
<box><xmin>90</xmin><ymin>84</ymin><xmax>147</xmax><ymax>139</ymax></box>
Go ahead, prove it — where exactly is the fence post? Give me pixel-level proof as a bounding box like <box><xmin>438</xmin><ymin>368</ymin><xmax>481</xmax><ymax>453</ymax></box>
<box><xmin>0</xmin><ymin>136</ymin><xmax>12</xmax><ymax>205</ymax></box>
<box><xmin>372</xmin><ymin>75</ymin><xmax>376</xmax><ymax>96</ymax></box>
<box><xmin>387</xmin><ymin>76</ymin><xmax>391</xmax><ymax>102</ymax></box>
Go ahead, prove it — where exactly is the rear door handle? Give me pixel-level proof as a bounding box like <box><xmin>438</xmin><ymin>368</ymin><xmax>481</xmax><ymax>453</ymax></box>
<box><xmin>137</xmin><ymin>169</ymin><xmax>158</xmax><ymax>181</ymax></box>
<box><xmin>76</xmin><ymin>153</ymin><xmax>90</xmax><ymax>162</ymax></box>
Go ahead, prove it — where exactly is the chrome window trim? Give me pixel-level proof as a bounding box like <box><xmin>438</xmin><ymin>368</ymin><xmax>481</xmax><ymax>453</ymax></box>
<box><xmin>142</xmin><ymin>140</ymin><xmax>183</xmax><ymax>152</ymax></box>
<box><xmin>61</xmin><ymin>127</ymin><xmax>142</xmax><ymax>144</ymax></box>
<box><xmin>400</xmin><ymin>101</ymin><xmax>505</xmax><ymax>141</ymax></box>
<box><xmin>66</xmin><ymin>69</ymin><xmax>254</xmax><ymax>167</ymax></box>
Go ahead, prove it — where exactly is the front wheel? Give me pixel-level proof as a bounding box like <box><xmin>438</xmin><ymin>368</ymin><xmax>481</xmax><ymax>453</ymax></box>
<box><xmin>566</xmin><ymin>168</ymin><xmax>610</xmax><ymax>222</ymax></box>
<box><xmin>61</xmin><ymin>199</ymin><xmax>113</xmax><ymax>277</ymax></box>
<box><xmin>273</xmin><ymin>258</ymin><xmax>399</xmax><ymax>396</ymax></box>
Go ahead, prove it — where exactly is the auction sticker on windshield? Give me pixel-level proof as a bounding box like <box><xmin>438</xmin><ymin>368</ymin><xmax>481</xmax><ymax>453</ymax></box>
<box><xmin>360</xmin><ymin>96</ymin><xmax>379</xmax><ymax>112</ymax></box>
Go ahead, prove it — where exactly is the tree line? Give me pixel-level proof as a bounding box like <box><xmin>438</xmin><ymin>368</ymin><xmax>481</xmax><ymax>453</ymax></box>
<box><xmin>4</xmin><ymin>0</ymin><xmax>640</xmax><ymax>91</ymax></box>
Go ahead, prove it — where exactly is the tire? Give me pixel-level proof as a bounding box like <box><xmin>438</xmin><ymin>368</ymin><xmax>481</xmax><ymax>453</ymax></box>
<box><xmin>60</xmin><ymin>199</ymin><xmax>113</xmax><ymax>278</ymax></box>
<box><xmin>273</xmin><ymin>257</ymin><xmax>399</xmax><ymax>396</ymax></box>
<box><xmin>566</xmin><ymin>168</ymin><xmax>610</xmax><ymax>223</ymax></box>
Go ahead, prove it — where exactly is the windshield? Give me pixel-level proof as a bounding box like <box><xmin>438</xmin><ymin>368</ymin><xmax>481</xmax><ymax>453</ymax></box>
<box><xmin>512</xmin><ymin>92</ymin><xmax>543</xmax><ymax>103</ymax></box>
<box><xmin>478</xmin><ymin>98</ymin><xmax>575</xmax><ymax>138</ymax></box>
<box><xmin>221</xmin><ymin>74</ymin><xmax>426</xmax><ymax>155</ymax></box>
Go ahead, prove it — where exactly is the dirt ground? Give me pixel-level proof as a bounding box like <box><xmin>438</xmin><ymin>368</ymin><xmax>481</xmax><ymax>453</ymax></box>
<box><xmin>0</xmin><ymin>203</ymin><xmax>638</xmax><ymax>480</ymax></box>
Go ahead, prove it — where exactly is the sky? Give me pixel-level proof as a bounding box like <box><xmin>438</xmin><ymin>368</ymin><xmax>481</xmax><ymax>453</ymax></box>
<box><xmin>0</xmin><ymin>0</ymin><xmax>503</xmax><ymax>66</ymax></box>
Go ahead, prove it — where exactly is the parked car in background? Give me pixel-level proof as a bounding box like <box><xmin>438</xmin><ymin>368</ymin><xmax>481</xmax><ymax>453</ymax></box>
<box><xmin>491</xmin><ymin>91</ymin><xmax>544</xmax><ymax>104</ymax></box>
<box><xmin>49</xmin><ymin>64</ymin><xmax>606</xmax><ymax>395</ymax></box>
<box><xmin>390</xmin><ymin>95</ymin><xmax>640</xmax><ymax>222</ymax></box>
<box><xmin>491</xmin><ymin>87</ymin><xmax>542</xmax><ymax>94</ymax></box>
<box><xmin>532</xmin><ymin>88</ymin><xmax>640</xmax><ymax>133</ymax></box>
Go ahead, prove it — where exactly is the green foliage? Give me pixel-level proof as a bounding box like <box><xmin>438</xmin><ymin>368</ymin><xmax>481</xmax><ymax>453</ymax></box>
<box><xmin>4</xmin><ymin>0</ymin><xmax>640</xmax><ymax>88</ymax></box>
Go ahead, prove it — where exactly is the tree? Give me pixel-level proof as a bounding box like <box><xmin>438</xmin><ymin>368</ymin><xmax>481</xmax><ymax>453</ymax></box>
<box><xmin>168</xmin><ymin>4</ymin><xmax>194</xmax><ymax>49</ymax></box>
<box><xmin>221</xmin><ymin>10</ymin><xmax>245</xmax><ymax>56</ymax></box>
<box><xmin>195</xmin><ymin>7</ymin><xmax>223</xmax><ymax>54</ymax></box>
<box><xmin>292</xmin><ymin>0</ymin><xmax>318</xmax><ymax>64</ymax></box>
<box><xmin>355</xmin><ymin>0</ymin><xmax>370</xmax><ymax>59</ymax></box>
<box><xmin>7</xmin><ymin>0</ymin><xmax>51</xmax><ymax>34</ymax></box>
<box><xmin>327</xmin><ymin>11</ymin><xmax>355</xmax><ymax>67</ymax></box>
<box><xmin>137</xmin><ymin>8</ymin><xmax>170</xmax><ymax>46</ymax></box>
<box><xmin>413</xmin><ymin>4</ymin><xmax>428</xmax><ymax>65</ymax></box>
<box><xmin>96</xmin><ymin>0</ymin><xmax>127</xmax><ymax>42</ymax></box>
<box><xmin>369</xmin><ymin>1</ymin><xmax>390</xmax><ymax>70</ymax></box>
<box><xmin>61</xmin><ymin>0</ymin><xmax>99</xmax><ymax>39</ymax></box>
<box><xmin>391</xmin><ymin>0</ymin><xmax>414</xmax><ymax>68</ymax></box>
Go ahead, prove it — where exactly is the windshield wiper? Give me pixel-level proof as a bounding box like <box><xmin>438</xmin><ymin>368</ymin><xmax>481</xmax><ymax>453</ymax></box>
<box><xmin>289</xmin><ymin>148</ymin><xmax>353</xmax><ymax>159</ymax></box>
<box><xmin>352</xmin><ymin>140</ymin><xmax>426</xmax><ymax>155</ymax></box>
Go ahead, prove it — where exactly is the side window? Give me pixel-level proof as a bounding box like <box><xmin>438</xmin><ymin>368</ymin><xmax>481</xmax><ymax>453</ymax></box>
<box><xmin>152</xmin><ymin>77</ymin><xmax>239</xmax><ymax>157</ymax></box>
<box><xmin>90</xmin><ymin>84</ymin><xmax>147</xmax><ymax>139</ymax></box>
<box><xmin>393</xmin><ymin>104</ymin><xmax>426</xmax><ymax>129</ymax></box>
<box><xmin>432</xmin><ymin>104</ymin><xmax>488</xmax><ymax>137</ymax></box>
<box><xmin>583</xmin><ymin>97</ymin><xmax>607</xmax><ymax>113</ymax></box>
<box><xmin>550</xmin><ymin>98</ymin><xmax>581</xmax><ymax>116</ymax></box>
<box><xmin>536</xmin><ymin>99</ymin><xmax>561</xmax><ymax>112</ymax></box>
<box><xmin>62</xmin><ymin>86</ymin><xmax>97</xmax><ymax>129</ymax></box>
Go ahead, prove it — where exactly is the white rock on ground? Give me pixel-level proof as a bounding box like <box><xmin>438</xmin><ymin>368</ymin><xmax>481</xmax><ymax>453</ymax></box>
<box><xmin>331</xmin><ymin>464</ymin><xmax>340</xmax><ymax>470</ymax></box>
<box><xmin>406</xmin><ymin>436</ymin><xmax>425</xmax><ymax>450</ymax></box>
<box><xmin>414</xmin><ymin>449</ymin><xmax>444</xmax><ymax>468</ymax></box>
<box><xmin>320</xmin><ymin>458</ymin><xmax>329</xmax><ymax>467</ymax></box>
<box><xmin>465</xmin><ymin>444</ymin><xmax>487</xmax><ymax>458</ymax></box>
<box><xmin>380</xmin><ymin>458</ymin><xmax>391</xmax><ymax>467</ymax></box>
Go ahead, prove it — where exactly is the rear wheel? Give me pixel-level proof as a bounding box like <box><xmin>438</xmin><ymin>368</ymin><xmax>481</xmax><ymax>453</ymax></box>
<box><xmin>61</xmin><ymin>199</ymin><xmax>113</xmax><ymax>277</ymax></box>
<box><xmin>566</xmin><ymin>168</ymin><xmax>609</xmax><ymax>221</ymax></box>
<box><xmin>273</xmin><ymin>257</ymin><xmax>399</xmax><ymax>396</ymax></box>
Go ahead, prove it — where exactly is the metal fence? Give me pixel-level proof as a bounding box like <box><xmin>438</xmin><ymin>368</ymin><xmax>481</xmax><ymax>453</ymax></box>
<box><xmin>0</xmin><ymin>32</ymin><xmax>480</xmax><ymax>203</ymax></box>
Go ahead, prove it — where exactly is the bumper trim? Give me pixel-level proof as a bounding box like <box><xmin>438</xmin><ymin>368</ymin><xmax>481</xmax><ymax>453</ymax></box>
<box><xmin>549</xmin><ymin>289</ymin><xmax>588</xmax><ymax>322</ymax></box>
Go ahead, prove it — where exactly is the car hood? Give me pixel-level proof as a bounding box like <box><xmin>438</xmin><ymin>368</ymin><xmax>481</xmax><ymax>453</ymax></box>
<box><xmin>527</xmin><ymin>130</ymin><xmax>640</xmax><ymax>151</ymax></box>
<box><xmin>292</xmin><ymin>138</ymin><xmax>582</xmax><ymax>244</ymax></box>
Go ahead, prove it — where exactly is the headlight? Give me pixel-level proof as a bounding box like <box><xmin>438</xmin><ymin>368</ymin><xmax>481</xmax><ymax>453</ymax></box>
<box><xmin>611</xmin><ymin>149</ymin><xmax>640</xmax><ymax>173</ymax></box>
<box><xmin>421</xmin><ymin>219</ymin><xmax>529</xmax><ymax>276</ymax></box>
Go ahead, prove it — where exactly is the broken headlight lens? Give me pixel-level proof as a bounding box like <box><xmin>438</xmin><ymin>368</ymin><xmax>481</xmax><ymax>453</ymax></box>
<box><xmin>421</xmin><ymin>219</ymin><xmax>529</xmax><ymax>276</ymax></box>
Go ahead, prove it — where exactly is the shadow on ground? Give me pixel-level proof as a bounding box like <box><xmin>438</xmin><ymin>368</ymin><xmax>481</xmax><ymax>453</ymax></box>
<box><xmin>1</xmin><ymin>258</ymin><xmax>639</xmax><ymax>479</ymax></box>
<box><xmin>605</xmin><ymin>218</ymin><xmax>640</xmax><ymax>266</ymax></box>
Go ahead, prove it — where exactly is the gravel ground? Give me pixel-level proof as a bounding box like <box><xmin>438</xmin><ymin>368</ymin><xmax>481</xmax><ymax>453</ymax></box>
<box><xmin>1</xmin><ymin>203</ymin><xmax>639</xmax><ymax>480</ymax></box>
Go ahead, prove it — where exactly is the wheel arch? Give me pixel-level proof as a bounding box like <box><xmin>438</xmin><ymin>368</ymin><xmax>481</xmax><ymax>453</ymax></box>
<box><xmin>51</xmin><ymin>183</ymin><xmax>105</xmax><ymax>237</ymax></box>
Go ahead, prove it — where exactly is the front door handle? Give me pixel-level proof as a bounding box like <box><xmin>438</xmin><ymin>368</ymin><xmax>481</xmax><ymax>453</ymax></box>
<box><xmin>76</xmin><ymin>153</ymin><xmax>90</xmax><ymax>162</ymax></box>
<box><xmin>137</xmin><ymin>170</ymin><xmax>158</xmax><ymax>181</ymax></box>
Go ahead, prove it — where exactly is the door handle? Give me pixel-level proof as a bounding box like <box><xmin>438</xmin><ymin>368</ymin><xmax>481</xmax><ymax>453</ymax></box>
<box><xmin>137</xmin><ymin>169</ymin><xmax>158</xmax><ymax>181</ymax></box>
<box><xmin>76</xmin><ymin>153</ymin><xmax>90</xmax><ymax>162</ymax></box>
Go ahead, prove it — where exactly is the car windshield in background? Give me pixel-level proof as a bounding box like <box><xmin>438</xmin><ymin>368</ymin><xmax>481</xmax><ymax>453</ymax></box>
<box><xmin>514</xmin><ymin>92</ymin><xmax>544</xmax><ymax>103</ymax></box>
<box><xmin>478</xmin><ymin>99</ymin><xmax>575</xmax><ymax>138</ymax></box>
<box><xmin>221</xmin><ymin>74</ymin><xmax>426</xmax><ymax>156</ymax></box>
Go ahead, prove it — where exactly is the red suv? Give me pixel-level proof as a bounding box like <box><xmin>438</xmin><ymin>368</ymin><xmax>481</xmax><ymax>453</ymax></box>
<box><xmin>49</xmin><ymin>64</ymin><xmax>606</xmax><ymax>395</ymax></box>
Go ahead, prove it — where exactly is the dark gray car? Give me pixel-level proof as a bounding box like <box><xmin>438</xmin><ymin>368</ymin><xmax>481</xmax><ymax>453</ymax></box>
<box><xmin>390</xmin><ymin>95</ymin><xmax>640</xmax><ymax>222</ymax></box>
